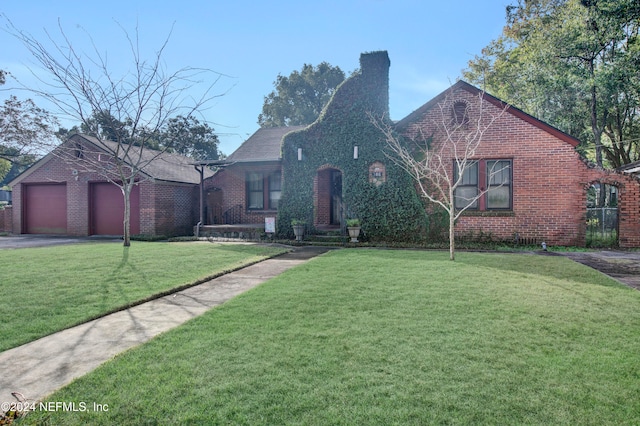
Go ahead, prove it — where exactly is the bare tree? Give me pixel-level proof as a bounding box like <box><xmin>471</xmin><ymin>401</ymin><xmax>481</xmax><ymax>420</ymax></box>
<box><xmin>374</xmin><ymin>89</ymin><xmax>508</xmax><ymax>260</ymax></box>
<box><xmin>4</xmin><ymin>18</ymin><xmax>228</xmax><ymax>246</ymax></box>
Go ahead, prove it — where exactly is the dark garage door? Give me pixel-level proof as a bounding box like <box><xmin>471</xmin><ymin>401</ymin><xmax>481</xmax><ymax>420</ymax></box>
<box><xmin>24</xmin><ymin>183</ymin><xmax>67</xmax><ymax>234</ymax></box>
<box><xmin>90</xmin><ymin>183</ymin><xmax>140</xmax><ymax>235</ymax></box>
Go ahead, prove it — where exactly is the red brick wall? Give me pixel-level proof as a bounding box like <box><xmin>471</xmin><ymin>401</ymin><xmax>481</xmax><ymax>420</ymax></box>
<box><xmin>401</xmin><ymin>87</ymin><xmax>640</xmax><ymax>247</ymax></box>
<box><xmin>0</xmin><ymin>206</ymin><xmax>12</xmax><ymax>233</ymax></box>
<box><xmin>10</xmin><ymin>152</ymin><xmax>198</xmax><ymax>237</ymax></box>
<box><xmin>148</xmin><ymin>182</ymin><xmax>199</xmax><ymax>237</ymax></box>
<box><xmin>205</xmin><ymin>162</ymin><xmax>281</xmax><ymax>225</ymax></box>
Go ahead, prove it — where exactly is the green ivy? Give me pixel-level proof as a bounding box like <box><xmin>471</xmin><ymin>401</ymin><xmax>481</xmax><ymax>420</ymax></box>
<box><xmin>276</xmin><ymin>51</ymin><xmax>428</xmax><ymax>242</ymax></box>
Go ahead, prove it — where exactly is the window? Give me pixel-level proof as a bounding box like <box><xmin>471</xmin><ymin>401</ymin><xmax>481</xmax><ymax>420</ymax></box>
<box><xmin>246</xmin><ymin>171</ymin><xmax>282</xmax><ymax>210</ymax></box>
<box><xmin>452</xmin><ymin>101</ymin><xmax>470</xmax><ymax>125</ymax></box>
<box><xmin>247</xmin><ymin>173</ymin><xmax>264</xmax><ymax>209</ymax></box>
<box><xmin>486</xmin><ymin>160</ymin><xmax>511</xmax><ymax>209</ymax></box>
<box><xmin>454</xmin><ymin>162</ymin><xmax>479</xmax><ymax>209</ymax></box>
<box><xmin>269</xmin><ymin>171</ymin><xmax>282</xmax><ymax>209</ymax></box>
<box><xmin>454</xmin><ymin>160</ymin><xmax>512</xmax><ymax>211</ymax></box>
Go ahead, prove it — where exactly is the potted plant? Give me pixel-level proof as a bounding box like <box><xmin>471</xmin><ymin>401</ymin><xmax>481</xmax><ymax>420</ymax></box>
<box><xmin>346</xmin><ymin>218</ymin><xmax>361</xmax><ymax>243</ymax></box>
<box><xmin>291</xmin><ymin>219</ymin><xmax>306</xmax><ymax>242</ymax></box>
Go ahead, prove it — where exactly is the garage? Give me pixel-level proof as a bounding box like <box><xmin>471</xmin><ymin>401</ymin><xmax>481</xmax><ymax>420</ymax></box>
<box><xmin>90</xmin><ymin>182</ymin><xmax>140</xmax><ymax>235</ymax></box>
<box><xmin>23</xmin><ymin>183</ymin><xmax>67</xmax><ymax>234</ymax></box>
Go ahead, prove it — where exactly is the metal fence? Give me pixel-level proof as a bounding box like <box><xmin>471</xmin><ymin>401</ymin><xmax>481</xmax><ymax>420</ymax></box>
<box><xmin>586</xmin><ymin>207</ymin><xmax>618</xmax><ymax>247</ymax></box>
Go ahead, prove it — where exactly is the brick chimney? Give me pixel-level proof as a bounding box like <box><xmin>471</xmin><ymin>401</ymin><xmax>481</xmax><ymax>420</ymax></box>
<box><xmin>359</xmin><ymin>51</ymin><xmax>390</xmax><ymax>116</ymax></box>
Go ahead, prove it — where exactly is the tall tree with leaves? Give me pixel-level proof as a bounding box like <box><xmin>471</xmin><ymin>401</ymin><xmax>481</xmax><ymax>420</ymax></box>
<box><xmin>57</xmin><ymin>113</ymin><xmax>221</xmax><ymax>161</ymax></box>
<box><xmin>258</xmin><ymin>62</ymin><xmax>345</xmax><ymax>127</ymax></box>
<box><xmin>5</xmin><ymin>19</ymin><xmax>226</xmax><ymax>246</ymax></box>
<box><xmin>162</xmin><ymin>115</ymin><xmax>220</xmax><ymax>160</ymax></box>
<box><xmin>464</xmin><ymin>0</ymin><xmax>640</xmax><ymax>167</ymax></box>
<box><xmin>0</xmin><ymin>94</ymin><xmax>58</xmax><ymax>183</ymax></box>
<box><xmin>1</xmin><ymin>68</ymin><xmax>58</xmax><ymax>183</ymax></box>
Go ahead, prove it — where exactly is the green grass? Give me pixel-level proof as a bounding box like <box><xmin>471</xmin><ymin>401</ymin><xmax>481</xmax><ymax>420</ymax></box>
<box><xmin>0</xmin><ymin>241</ymin><xmax>287</xmax><ymax>352</ymax></box>
<box><xmin>19</xmin><ymin>249</ymin><xmax>640</xmax><ymax>425</ymax></box>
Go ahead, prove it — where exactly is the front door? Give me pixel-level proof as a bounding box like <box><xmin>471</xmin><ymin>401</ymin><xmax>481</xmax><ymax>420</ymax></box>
<box><xmin>330</xmin><ymin>170</ymin><xmax>342</xmax><ymax>225</ymax></box>
<box><xmin>315</xmin><ymin>167</ymin><xmax>342</xmax><ymax>228</ymax></box>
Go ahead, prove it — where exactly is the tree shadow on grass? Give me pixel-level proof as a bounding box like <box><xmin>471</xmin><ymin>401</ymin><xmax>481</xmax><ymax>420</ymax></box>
<box><xmin>456</xmin><ymin>251</ymin><xmax>630</xmax><ymax>290</ymax></box>
<box><xmin>98</xmin><ymin>246</ymin><xmax>146</xmax><ymax>311</ymax></box>
<box><xmin>344</xmin><ymin>248</ymin><xmax>629</xmax><ymax>290</ymax></box>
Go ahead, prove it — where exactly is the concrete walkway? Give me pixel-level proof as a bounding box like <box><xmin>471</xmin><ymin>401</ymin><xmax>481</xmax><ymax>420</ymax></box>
<box><xmin>561</xmin><ymin>250</ymin><xmax>640</xmax><ymax>291</ymax></box>
<box><xmin>0</xmin><ymin>246</ymin><xmax>331</xmax><ymax>406</ymax></box>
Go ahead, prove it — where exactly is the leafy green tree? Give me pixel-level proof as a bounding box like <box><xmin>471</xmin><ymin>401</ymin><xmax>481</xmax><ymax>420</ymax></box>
<box><xmin>162</xmin><ymin>115</ymin><xmax>220</xmax><ymax>160</ymax></box>
<box><xmin>464</xmin><ymin>0</ymin><xmax>640</xmax><ymax>167</ymax></box>
<box><xmin>0</xmin><ymin>94</ymin><xmax>58</xmax><ymax>182</ymax></box>
<box><xmin>57</xmin><ymin>110</ymin><xmax>162</xmax><ymax>150</ymax></box>
<box><xmin>0</xmin><ymin>69</ymin><xmax>58</xmax><ymax>183</ymax></box>
<box><xmin>0</xmin><ymin>157</ymin><xmax>9</xmax><ymax>184</ymax></box>
<box><xmin>57</xmin><ymin>113</ymin><xmax>220</xmax><ymax>161</ymax></box>
<box><xmin>258</xmin><ymin>62</ymin><xmax>345</xmax><ymax>127</ymax></box>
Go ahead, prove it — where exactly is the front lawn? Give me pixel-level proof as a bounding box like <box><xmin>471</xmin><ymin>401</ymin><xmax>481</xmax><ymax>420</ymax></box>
<box><xmin>21</xmin><ymin>249</ymin><xmax>640</xmax><ymax>424</ymax></box>
<box><xmin>0</xmin><ymin>242</ymin><xmax>287</xmax><ymax>352</ymax></box>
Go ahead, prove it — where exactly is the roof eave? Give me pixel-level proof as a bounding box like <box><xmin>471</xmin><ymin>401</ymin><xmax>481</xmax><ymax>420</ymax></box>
<box><xmin>395</xmin><ymin>80</ymin><xmax>581</xmax><ymax>148</ymax></box>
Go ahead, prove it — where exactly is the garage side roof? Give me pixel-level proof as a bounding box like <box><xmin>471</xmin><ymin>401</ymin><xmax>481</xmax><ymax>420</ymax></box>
<box><xmin>10</xmin><ymin>134</ymin><xmax>212</xmax><ymax>186</ymax></box>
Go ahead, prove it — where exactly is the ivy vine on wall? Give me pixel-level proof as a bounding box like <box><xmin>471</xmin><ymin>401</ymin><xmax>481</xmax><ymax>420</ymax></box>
<box><xmin>276</xmin><ymin>51</ymin><xmax>428</xmax><ymax>242</ymax></box>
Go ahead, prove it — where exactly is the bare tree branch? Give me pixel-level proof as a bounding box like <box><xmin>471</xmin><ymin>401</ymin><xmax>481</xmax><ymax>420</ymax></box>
<box><xmin>373</xmin><ymin>88</ymin><xmax>509</xmax><ymax>260</ymax></box>
<box><xmin>3</xmin><ymin>16</ymin><xmax>229</xmax><ymax>245</ymax></box>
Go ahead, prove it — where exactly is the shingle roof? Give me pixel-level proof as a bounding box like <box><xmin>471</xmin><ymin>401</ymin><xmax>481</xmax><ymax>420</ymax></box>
<box><xmin>227</xmin><ymin>126</ymin><xmax>307</xmax><ymax>163</ymax></box>
<box><xmin>72</xmin><ymin>134</ymin><xmax>211</xmax><ymax>184</ymax></box>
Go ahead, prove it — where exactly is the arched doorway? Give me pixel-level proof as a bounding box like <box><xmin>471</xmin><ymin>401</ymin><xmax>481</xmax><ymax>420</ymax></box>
<box><xmin>586</xmin><ymin>182</ymin><xmax>619</xmax><ymax>247</ymax></box>
<box><xmin>315</xmin><ymin>167</ymin><xmax>342</xmax><ymax>229</ymax></box>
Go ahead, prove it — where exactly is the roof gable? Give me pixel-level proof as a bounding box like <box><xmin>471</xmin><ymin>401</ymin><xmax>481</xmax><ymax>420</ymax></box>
<box><xmin>227</xmin><ymin>126</ymin><xmax>307</xmax><ymax>163</ymax></box>
<box><xmin>10</xmin><ymin>134</ymin><xmax>210</xmax><ymax>186</ymax></box>
<box><xmin>395</xmin><ymin>80</ymin><xmax>581</xmax><ymax>148</ymax></box>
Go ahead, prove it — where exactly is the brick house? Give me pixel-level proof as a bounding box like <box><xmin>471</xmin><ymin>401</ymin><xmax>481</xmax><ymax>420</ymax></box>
<box><xmin>9</xmin><ymin>133</ymin><xmax>210</xmax><ymax>237</ymax></box>
<box><xmin>203</xmin><ymin>126</ymin><xmax>305</xmax><ymax>227</ymax></box>
<box><xmin>396</xmin><ymin>80</ymin><xmax>640</xmax><ymax>247</ymax></box>
<box><xmin>204</xmin><ymin>51</ymin><xmax>640</xmax><ymax>247</ymax></box>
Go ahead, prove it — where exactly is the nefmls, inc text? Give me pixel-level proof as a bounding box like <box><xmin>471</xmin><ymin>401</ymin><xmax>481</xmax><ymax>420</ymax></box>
<box><xmin>1</xmin><ymin>401</ymin><xmax>109</xmax><ymax>413</ymax></box>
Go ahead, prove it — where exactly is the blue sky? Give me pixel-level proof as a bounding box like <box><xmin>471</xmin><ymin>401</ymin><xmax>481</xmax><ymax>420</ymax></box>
<box><xmin>1</xmin><ymin>0</ymin><xmax>510</xmax><ymax>156</ymax></box>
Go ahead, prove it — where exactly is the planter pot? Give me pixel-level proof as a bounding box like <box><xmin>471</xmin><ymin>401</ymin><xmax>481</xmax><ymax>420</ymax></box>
<box><xmin>292</xmin><ymin>224</ymin><xmax>305</xmax><ymax>241</ymax></box>
<box><xmin>347</xmin><ymin>226</ymin><xmax>361</xmax><ymax>243</ymax></box>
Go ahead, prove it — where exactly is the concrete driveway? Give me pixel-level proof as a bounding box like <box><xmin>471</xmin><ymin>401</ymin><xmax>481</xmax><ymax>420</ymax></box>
<box><xmin>561</xmin><ymin>250</ymin><xmax>640</xmax><ymax>290</ymax></box>
<box><xmin>0</xmin><ymin>235</ymin><xmax>119</xmax><ymax>249</ymax></box>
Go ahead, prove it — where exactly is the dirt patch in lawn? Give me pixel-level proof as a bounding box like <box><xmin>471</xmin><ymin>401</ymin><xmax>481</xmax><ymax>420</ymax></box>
<box><xmin>561</xmin><ymin>251</ymin><xmax>640</xmax><ymax>291</ymax></box>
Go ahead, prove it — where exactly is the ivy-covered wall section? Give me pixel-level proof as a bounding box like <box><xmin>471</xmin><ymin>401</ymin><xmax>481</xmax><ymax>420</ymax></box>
<box><xmin>276</xmin><ymin>51</ymin><xmax>428</xmax><ymax>242</ymax></box>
